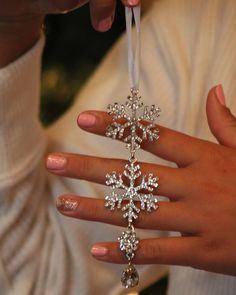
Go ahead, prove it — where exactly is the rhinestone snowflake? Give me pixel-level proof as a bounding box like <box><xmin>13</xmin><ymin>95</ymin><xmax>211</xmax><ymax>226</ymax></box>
<box><xmin>118</xmin><ymin>226</ymin><xmax>139</xmax><ymax>260</ymax></box>
<box><xmin>105</xmin><ymin>161</ymin><xmax>159</xmax><ymax>223</ymax></box>
<box><xmin>106</xmin><ymin>88</ymin><xmax>160</xmax><ymax>151</ymax></box>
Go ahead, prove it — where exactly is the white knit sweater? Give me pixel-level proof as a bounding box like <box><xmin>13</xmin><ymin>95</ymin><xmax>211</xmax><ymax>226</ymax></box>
<box><xmin>1</xmin><ymin>0</ymin><xmax>236</xmax><ymax>294</ymax></box>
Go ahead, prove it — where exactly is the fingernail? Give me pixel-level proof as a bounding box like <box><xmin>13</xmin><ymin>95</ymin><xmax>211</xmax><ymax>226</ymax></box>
<box><xmin>97</xmin><ymin>17</ymin><xmax>112</xmax><ymax>32</ymax></box>
<box><xmin>215</xmin><ymin>84</ymin><xmax>226</xmax><ymax>106</ymax></box>
<box><xmin>56</xmin><ymin>197</ymin><xmax>79</xmax><ymax>212</ymax></box>
<box><xmin>46</xmin><ymin>154</ymin><xmax>67</xmax><ymax>170</ymax></box>
<box><xmin>77</xmin><ymin>113</ymin><xmax>96</xmax><ymax>128</ymax></box>
<box><xmin>127</xmin><ymin>0</ymin><xmax>139</xmax><ymax>6</ymax></box>
<box><xmin>91</xmin><ymin>245</ymin><xmax>108</xmax><ymax>257</ymax></box>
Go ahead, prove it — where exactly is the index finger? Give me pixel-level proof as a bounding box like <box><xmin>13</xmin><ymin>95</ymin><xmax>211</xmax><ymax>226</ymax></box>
<box><xmin>90</xmin><ymin>0</ymin><xmax>140</xmax><ymax>32</ymax></box>
<box><xmin>90</xmin><ymin>0</ymin><xmax>116</xmax><ymax>31</ymax></box>
<box><xmin>77</xmin><ymin>111</ymin><xmax>210</xmax><ymax>167</ymax></box>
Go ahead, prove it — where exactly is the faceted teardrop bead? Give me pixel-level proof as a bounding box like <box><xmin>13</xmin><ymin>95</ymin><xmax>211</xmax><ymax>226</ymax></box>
<box><xmin>121</xmin><ymin>264</ymin><xmax>139</xmax><ymax>288</ymax></box>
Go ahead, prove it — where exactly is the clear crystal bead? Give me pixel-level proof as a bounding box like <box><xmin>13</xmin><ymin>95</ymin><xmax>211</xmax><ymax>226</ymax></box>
<box><xmin>121</xmin><ymin>264</ymin><xmax>139</xmax><ymax>288</ymax></box>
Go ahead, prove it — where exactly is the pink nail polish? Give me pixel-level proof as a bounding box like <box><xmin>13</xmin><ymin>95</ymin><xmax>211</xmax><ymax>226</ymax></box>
<box><xmin>91</xmin><ymin>245</ymin><xmax>108</xmax><ymax>257</ymax></box>
<box><xmin>46</xmin><ymin>154</ymin><xmax>67</xmax><ymax>170</ymax></box>
<box><xmin>127</xmin><ymin>0</ymin><xmax>139</xmax><ymax>6</ymax></box>
<box><xmin>97</xmin><ymin>17</ymin><xmax>112</xmax><ymax>32</ymax></box>
<box><xmin>56</xmin><ymin>197</ymin><xmax>79</xmax><ymax>212</ymax></box>
<box><xmin>215</xmin><ymin>84</ymin><xmax>226</xmax><ymax>106</ymax></box>
<box><xmin>77</xmin><ymin>113</ymin><xmax>96</xmax><ymax>128</ymax></box>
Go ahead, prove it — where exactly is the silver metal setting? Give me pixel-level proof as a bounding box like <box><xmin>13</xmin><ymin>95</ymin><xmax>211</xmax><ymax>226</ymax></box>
<box><xmin>105</xmin><ymin>88</ymin><xmax>160</xmax><ymax>288</ymax></box>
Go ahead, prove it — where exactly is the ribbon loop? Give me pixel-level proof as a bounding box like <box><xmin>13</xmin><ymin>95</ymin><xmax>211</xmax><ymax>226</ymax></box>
<box><xmin>125</xmin><ymin>5</ymin><xmax>141</xmax><ymax>90</ymax></box>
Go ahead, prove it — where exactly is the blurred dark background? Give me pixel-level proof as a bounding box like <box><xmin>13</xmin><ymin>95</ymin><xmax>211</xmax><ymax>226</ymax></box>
<box><xmin>41</xmin><ymin>2</ymin><xmax>168</xmax><ymax>294</ymax></box>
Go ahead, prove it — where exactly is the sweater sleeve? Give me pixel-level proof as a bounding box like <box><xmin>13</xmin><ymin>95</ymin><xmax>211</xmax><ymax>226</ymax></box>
<box><xmin>0</xmin><ymin>37</ymin><xmax>46</xmax><ymax>188</ymax></box>
<box><xmin>0</xmin><ymin>37</ymin><xmax>49</xmax><ymax>294</ymax></box>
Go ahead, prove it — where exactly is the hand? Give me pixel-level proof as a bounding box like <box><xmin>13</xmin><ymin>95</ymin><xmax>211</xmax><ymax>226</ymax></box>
<box><xmin>0</xmin><ymin>0</ymin><xmax>140</xmax><ymax>67</ymax></box>
<box><xmin>46</xmin><ymin>85</ymin><xmax>236</xmax><ymax>275</ymax></box>
<box><xmin>1</xmin><ymin>0</ymin><xmax>140</xmax><ymax>30</ymax></box>
<box><xmin>0</xmin><ymin>1</ymin><xmax>87</xmax><ymax>67</ymax></box>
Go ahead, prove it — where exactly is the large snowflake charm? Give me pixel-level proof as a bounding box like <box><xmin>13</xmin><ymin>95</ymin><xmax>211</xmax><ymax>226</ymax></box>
<box><xmin>106</xmin><ymin>88</ymin><xmax>160</xmax><ymax>151</ymax></box>
<box><xmin>105</xmin><ymin>161</ymin><xmax>159</xmax><ymax>223</ymax></box>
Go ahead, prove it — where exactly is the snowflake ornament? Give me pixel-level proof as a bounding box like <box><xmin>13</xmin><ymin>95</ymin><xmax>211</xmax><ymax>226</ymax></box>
<box><xmin>105</xmin><ymin>161</ymin><xmax>159</xmax><ymax>223</ymax></box>
<box><xmin>106</xmin><ymin>88</ymin><xmax>160</xmax><ymax>151</ymax></box>
<box><xmin>105</xmin><ymin>88</ymin><xmax>160</xmax><ymax>289</ymax></box>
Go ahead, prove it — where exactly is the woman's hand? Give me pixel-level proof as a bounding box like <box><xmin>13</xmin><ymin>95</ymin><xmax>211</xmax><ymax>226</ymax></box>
<box><xmin>46</xmin><ymin>85</ymin><xmax>236</xmax><ymax>275</ymax></box>
<box><xmin>0</xmin><ymin>0</ymin><xmax>140</xmax><ymax>30</ymax></box>
<box><xmin>0</xmin><ymin>0</ymin><xmax>140</xmax><ymax>67</ymax></box>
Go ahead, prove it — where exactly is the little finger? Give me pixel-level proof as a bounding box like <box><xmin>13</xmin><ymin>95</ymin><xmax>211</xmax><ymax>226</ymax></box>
<box><xmin>91</xmin><ymin>236</ymin><xmax>199</xmax><ymax>266</ymax></box>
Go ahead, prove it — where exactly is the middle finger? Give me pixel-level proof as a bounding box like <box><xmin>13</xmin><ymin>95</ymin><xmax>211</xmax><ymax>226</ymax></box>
<box><xmin>46</xmin><ymin>152</ymin><xmax>187</xmax><ymax>199</ymax></box>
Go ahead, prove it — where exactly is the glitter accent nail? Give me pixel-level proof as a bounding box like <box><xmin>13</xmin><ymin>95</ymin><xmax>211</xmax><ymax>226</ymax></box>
<box><xmin>56</xmin><ymin>197</ymin><xmax>78</xmax><ymax>212</ymax></box>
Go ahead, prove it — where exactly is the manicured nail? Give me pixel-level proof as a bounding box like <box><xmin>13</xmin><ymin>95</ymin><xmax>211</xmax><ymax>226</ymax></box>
<box><xmin>56</xmin><ymin>197</ymin><xmax>79</xmax><ymax>212</ymax></box>
<box><xmin>91</xmin><ymin>245</ymin><xmax>108</xmax><ymax>257</ymax></box>
<box><xmin>77</xmin><ymin>113</ymin><xmax>96</xmax><ymax>128</ymax></box>
<box><xmin>215</xmin><ymin>84</ymin><xmax>226</xmax><ymax>106</ymax></box>
<box><xmin>46</xmin><ymin>154</ymin><xmax>67</xmax><ymax>170</ymax></box>
<box><xmin>127</xmin><ymin>0</ymin><xmax>139</xmax><ymax>6</ymax></box>
<box><xmin>97</xmin><ymin>17</ymin><xmax>112</xmax><ymax>32</ymax></box>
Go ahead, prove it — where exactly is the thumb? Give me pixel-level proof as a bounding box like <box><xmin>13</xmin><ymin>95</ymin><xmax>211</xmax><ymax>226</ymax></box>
<box><xmin>206</xmin><ymin>85</ymin><xmax>236</xmax><ymax>148</ymax></box>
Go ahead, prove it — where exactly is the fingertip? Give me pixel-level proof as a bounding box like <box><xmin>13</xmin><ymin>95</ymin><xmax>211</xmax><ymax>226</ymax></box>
<box><xmin>91</xmin><ymin>243</ymin><xmax>125</xmax><ymax>263</ymax></box>
<box><xmin>91</xmin><ymin>15</ymin><xmax>113</xmax><ymax>32</ymax></box>
<box><xmin>89</xmin><ymin>0</ymin><xmax>115</xmax><ymax>32</ymax></box>
<box><xmin>91</xmin><ymin>245</ymin><xmax>109</xmax><ymax>258</ymax></box>
<box><xmin>46</xmin><ymin>153</ymin><xmax>67</xmax><ymax>171</ymax></box>
<box><xmin>56</xmin><ymin>196</ymin><xmax>79</xmax><ymax>213</ymax></box>
<box><xmin>97</xmin><ymin>16</ymin><xmax>113</xmax><ymax>32</ymax></box>
<box><xmin>122</xmin><ymin>0</ymin><xmax>140</xmax><ymax>7</ymax></box>
<box><xmin>77</xmin><ymin>112</ymin><xmax>97</xmax><ymax>128</ymax></box>
<box><xmin>206</xmin><ymin>84</ymin><xmax>226</xmax><ymax>119</ymax></box>
<box><xmin>214</xmin><ymin>84</ymin><xmax>226</xmax><ymax>106</ymax></box>
<box><xmin>207</xmin><ymin>84</ymin><xmax>226</xmax><ymax>106</ymax></box>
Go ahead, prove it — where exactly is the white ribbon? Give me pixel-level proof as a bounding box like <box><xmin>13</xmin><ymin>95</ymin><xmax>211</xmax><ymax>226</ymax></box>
<box><xmin>125</xmin><ymin>5</ymin><xmax>141</xmax><ymax>90</ymax></box>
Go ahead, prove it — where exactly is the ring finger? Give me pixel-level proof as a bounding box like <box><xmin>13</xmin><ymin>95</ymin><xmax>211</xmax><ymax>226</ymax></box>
<box><xmin>56</xmin><ymin>195</ymin><xmax>201</xmax><ymax>233</ymax></box>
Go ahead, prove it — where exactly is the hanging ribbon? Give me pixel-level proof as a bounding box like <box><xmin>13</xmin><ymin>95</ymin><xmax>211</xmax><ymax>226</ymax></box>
<box><xmin>125</xmin><ymin>5</ymin><xmax>141</xmax><ymax>90</ymax></box>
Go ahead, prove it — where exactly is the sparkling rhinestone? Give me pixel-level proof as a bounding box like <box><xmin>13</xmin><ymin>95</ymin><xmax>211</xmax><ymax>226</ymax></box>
<box><xmin>121</xmin><ymin>264</ymin><xmax>139</xmax><ymax>288</ymax></box>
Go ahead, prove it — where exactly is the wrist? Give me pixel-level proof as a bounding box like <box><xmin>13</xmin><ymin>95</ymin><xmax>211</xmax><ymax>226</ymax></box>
<box><xmin>0</xmin><ymin>14</ymin><xmax>44</xmax><ymax>68</ymax></box>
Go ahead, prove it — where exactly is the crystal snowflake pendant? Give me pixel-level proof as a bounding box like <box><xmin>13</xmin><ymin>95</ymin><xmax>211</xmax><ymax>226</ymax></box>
<box><xmin>105</xmin><ymin>88</ymin><xmax>160</xmax><ymax>288</ymax></box>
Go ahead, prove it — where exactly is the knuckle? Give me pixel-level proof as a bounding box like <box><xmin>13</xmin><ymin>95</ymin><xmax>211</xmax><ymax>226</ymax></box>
<box><xmin>69</xmin><ymin>155</ymin><xmax>90</xmax><ymax>178</ymax></box>
<box><xmin>191</xmin><ymin>236</ymin><xmax>220</xmax><ymax>269</ymax></box>
<box><xmin>98</xmin><ymin>0</ymin><xmax>114</xmax><ymax>8</ymax></box>
<box><xmin>144</xmin><ymin>241</ymin><xmax>164</xmax><ymax>263</ymax></box>
<box><xmin>202</xmin><ymin>234</ymin><xmax>222</xmax><ymax>254</ymax></box>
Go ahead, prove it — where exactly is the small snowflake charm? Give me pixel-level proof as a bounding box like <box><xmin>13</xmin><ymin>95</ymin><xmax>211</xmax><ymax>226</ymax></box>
<box><xmin>119</xmin><ymin>225</ymin><xmax>139</xmax><ymax>260</ymax></box>
<box><xmin>106</xmin><ymin>88</ymin><xmax>160</xmax><ymax>151</ymax></box>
